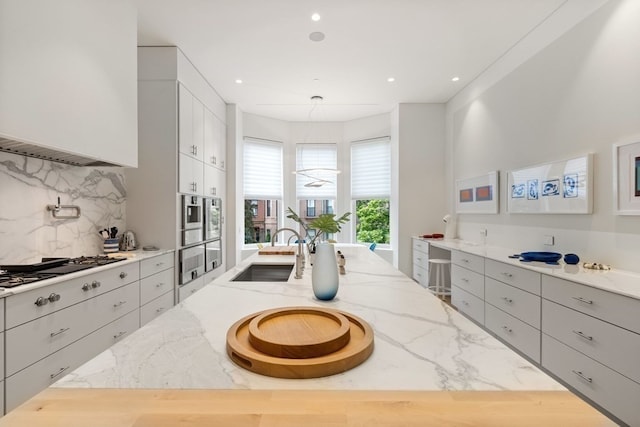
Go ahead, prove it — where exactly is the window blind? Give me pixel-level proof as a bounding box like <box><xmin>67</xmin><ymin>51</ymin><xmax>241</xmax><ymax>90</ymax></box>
<box><xmin>243</xmin><ymin>138</ymin><xmax>283</xmax><ymax>199</ymax></box>
<box><xmin>296</xmin><ymin>143</ymin><xmax>337</xmax><ymax>199</ymax></box>
<box><xmin>351</xmin><ymin>137</ymin><xmax>391</xmax><ymax>199</ymax></box>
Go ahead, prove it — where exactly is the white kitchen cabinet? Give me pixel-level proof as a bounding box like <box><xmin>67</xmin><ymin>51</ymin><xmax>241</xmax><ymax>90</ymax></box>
<box><xmin>485</xmin><ymin>303</ymin><xmax>540</xmax><ymax>363</ymax></box>
<box><xmin>140</xmin><ymin>253</ymin><xmax>174</xmax><ymax>279</ymax></box>
<box><xmin>178</xmin><ymin>85</ymin><xmax>204</xmax><ymax>161</ymax></box>
<box><xmin>204</xmin><ymin>108</ymin><xmax>226</xmax><ymax>171</ymax></box>
<box><xmin>451</xmin><ymin>285</ymin><xmax>484</xmax><ymax>325</ymax></box>
<box><xmin>5</xmin><ymin>309</ymin><xmax>139</xmax><ymax>413</ymax></box>
<box><xmin>485</xmin><ymin>259</ymin><xmax>541</xmax><ymax>295</ymax></box>
<box><xmin>141</xmin><ymin>292</ymin><xmax>175</xmax><ymax>326</ymax></box>
<box><xmin>139</xmin><ymin>252</ymin><xmax>175</xmax><ymax>326</ymax></box>
<box><xmin>451</xmin><ymin>250</ymin><xmax>484</xmax><ymax>275</ymax></box>
<box><xmin>179</xmin><ymin>153</ymin><xmax>205</xmax><ymax>195</ymax></box>
<box><xmin>140</xmin><ymin>268</ymin><xmax>174</xmax><ymax>306</ymax></box>
<box><xmin>179</xmin><ymin>276</ymin><xmax>206</xmax><ymax>302</ymax></box>
<box><xmin>451</xmin><ymin>264</ymin><xmax>484</xmax><ymax>299</ymax></box>
<box><xmin>204</xmin><ymin>164</ymin><xmax>225</xmax><ymax>198</ymax></box>
<box><xmin>411</xmin><ymin>238</ymin><xmax>429</xmax><ymax>287</ymax></box>
<box><xmin>485</xmin><ymin>277</ymin><xmax>541</xmax><ymax>329</ymax></box>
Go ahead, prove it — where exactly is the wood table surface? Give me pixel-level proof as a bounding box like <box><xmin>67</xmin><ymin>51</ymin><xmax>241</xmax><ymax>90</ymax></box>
<box><xmin>0</xmin><ymin>389</ymin><xmax>616</xmax><ymax>427</ymax></box>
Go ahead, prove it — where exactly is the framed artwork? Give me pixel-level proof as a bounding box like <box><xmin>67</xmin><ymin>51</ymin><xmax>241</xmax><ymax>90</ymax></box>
<box><xmin>455</xmin><ymin>171</ymin><xmax>499</xmax><ymax>214</ymax></box>
<box><xmin>613</xmin><ymin>140</ymin><xmax>640</xmax><ymax>215</ymax></box>
<box><xmin>507</xmin><ymin>154</ymin><xmax>593</xmax><ymax>214</ymax></box>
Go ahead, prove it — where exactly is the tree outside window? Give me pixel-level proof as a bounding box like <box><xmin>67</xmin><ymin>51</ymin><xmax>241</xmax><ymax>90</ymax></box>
<box><xmin>355</xmin><ymin>199</ymin><xmax>389</xmax><ymax>244</ymax></box>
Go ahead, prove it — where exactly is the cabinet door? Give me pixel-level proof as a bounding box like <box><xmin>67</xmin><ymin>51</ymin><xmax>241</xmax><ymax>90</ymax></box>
<box><xmin>178</xmin><ymin>84</ymin><xmax>194</xmax><ymax>156</ymax></box>
<box><xmin>178</xmin><ymin>276</ymin><xmax>205</xmax><ymax>302</ymax></box>
<box><xmin>204</xmin><ymin>109</ymin><xmax>226</xmax><ymax>171</ymax></box>
<box><xmin>203</xmin><ymin>164</ymin><xmax>225</xmax><ymax>198</ymax></box>
<box><xmin>140</xmin><ymin>268</ymin><xmax>174</xmax><ymax>305</ymax></box>
<box><xmin>178</xmin><ymin>153</ymin><xmax>204</xmax><ymax>195</ymax></box>
<box><xmin>191</xmin><ymin>96</ymin><xmax>205</xmax><ymax>161</ymax></box>
<box><xmin>140</xmin><ymin>291</ymin><xmax>174</xmax><ymax>326</ymax></box>
<box><xmin>214</xmin><ymin>113</ymin><xmax>226</xmax><ymax>170</ymax></box>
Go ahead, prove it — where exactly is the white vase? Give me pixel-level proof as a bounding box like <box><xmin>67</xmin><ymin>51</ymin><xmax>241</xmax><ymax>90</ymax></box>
<box><xmin>312</xmin><ymin>242</ymin><xmax>339</xmax><ymax>300</ymax></box>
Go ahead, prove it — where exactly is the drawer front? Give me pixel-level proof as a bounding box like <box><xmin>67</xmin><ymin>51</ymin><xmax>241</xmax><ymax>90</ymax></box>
<box><xmin>5</xmin><ymin>262</ymin><xmax>140</xmax><ymax>329</ymax></box>
<box><xmin>178</xmin><ymin>276</ymin><xmax>205</xmax><ymax>302</ymax></box>
<box><xmin>412</xmin><ymin>264</ymin><xmax>429</xmax><ymax>288</ymax></box>
<box><xmin>485</xmin><ymin>303</ymin><xmax>540</xmax><ymax>363</ymax></box>
<box><xmin>451</xmin><ymin>250</ymin><xmax>484</xmax><ymax>274</ymax></box>
<box><xmin>485</xmin><ymin>277</ymin><xmax>541</xmax><ymax>328</ymax></box>
<box><xmin>412</xmin><ymin>238</ymin><xmax>429</xmax><ymax>255</ymax></box>
<box><xmin>542</xmin><ymin>299</ymin><xmax>640</xmax><ymax>384</ymax></box>
<box><xmin>5</xmin><ymin>309</ymin><xmax>139</xmax><ymax>412</ymax></box>
<box><xmin>5</xmin><ymin>282</ymin><xmax>139</xmax><ymax>376</ymax></box>
<box><xmin>0</xmin><ymin>300</ymin><xmax>5</xmax><ymax>330</ymax></box>
<box><xmin>140</xmin><ymin>252</ymin><xmax>175</xmax><ymax>278</ymax></box>
<box><xmin>542</xmin><ymin>334</ymin><xmax>640</xmax><ymax>426</ymax></box>
<box><xmin>140</xmin><ymin>268</ymin><xmax>175</xmax><ymax>305</ymax></box>
<box><xmin>141</xmin><ymin>291</ymin><xmax>175</xmax><ymax>326</ymax></box>
<box><xmin>542</xmin><ymin>275</ymin><xmax>640</xmax><ymax>335</ymax></box>
<box><xmin>485</xmin><ymin>259</ymin><xmax>541</xmax><ymax>295</ymax></box>
<box><xmin>452</xmin><ymin>285</ymin><xmax>484</xmax><ymax>325</ymax></box>
<box><xmin>451</xmin><ymin>265</ymin><xmax>484</xmax><ymax>299</ymax></box>
<box><xmin>412</xmin><ymin>250</ymin><xmax>429</xmax><ymax>269</ymax></box>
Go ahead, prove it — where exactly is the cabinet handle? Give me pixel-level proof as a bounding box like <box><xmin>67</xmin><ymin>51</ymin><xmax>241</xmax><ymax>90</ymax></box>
<box><xmin>572</xmin><ymin>370</ymin><xmax>593</xmax><ymax>383</ymax></box>
<box><xmin>113</xmin><ymin>331</ymin><xmax>127</xmax><ymax>340</ymax></box>
<box><xmin>92</xmin><ymin>280</ymin><xmax>101</xmax><ymax>288</ymax></box>
<box><xmin>82</xmin><ymin>283</ymin><xmax>91</xmax><ymax>291</ymax></box>
<box><xmin>156</xmin><ymin>307</ymin><xmax>165</xmax><ymax>313</ymax></box>
<box><xmin>50</xmin><ymin>366</ymin><xmax>70</xmax><ymax>380</ymax></box>
<box><xmin>221</xmin><ymin>160</ymin><xmax>224</xmax><ymax>169</ymax></box>
<box><xmin>501</xmin><ymin>296</ymin><xmax>513</xmax><ymax>304</ymax></box>
<box><xmin>113</xmin><ymin>301</ymin><xmax>127</xmax><ymax>308</ymax></box>
<box><xmin>50</xmin><ymin>327</ymin><xmax>70</xmax><ymax>338</ymax></box>
<box><xmin>48</xmin><ymin>293</ymin><xmax>61</xmax><ymax>303</ymax></box>
<box><xmin>156</xmin><ymin>282</ymin><xmax>165</xmax><ymax>288</ymax></box>
<box><xmin>416</xmin><ymin>257</ymin><xmax>422</xmax><ymax>261</ymax></box>
<box><xmin>461</xmin><ymin>278</ymin><xmax>469</xmax><ymax>283</ymax></box>
<box><xmin>502</xmin><ymin>326</ymin><xmax>513</xmax><ymax>333</ymax></box>
<box><xmin>572</xmin><ymin>330</ymin><xmax>593</xmax><ymax>341</ymax></box>
<box><xmin>213</xmin><ymin>156</ymin><xmax>217</xmax><ymax>165</ymax></box>
<box><xmin>191</xmin><ymin>289</ymin><xmax>197</xmax><ymax>294</ymax></box>
<box><xmin>462</xmin><ymin>300</ymin><xmax>469</xmax><ymax>306</ymax></box>
<box><xmin>572</xmin><ymin>296</ymin><xmax>593</xmax><ymax>305</ymax></box>
<box><xmin>119</xmin><ymin>272</ymin><xmax>128</xmax><ymax>279</ymax></box>
<box><xmin>210</xmin><ymin>156</ymin><xmax>215</xmax><ymax>164</ymax></box>
<box><xmin>155</xmin><ymin>262</ymin><xmax>164</xmax><ymax>267</ymax></box>
<box><xmin>35</xmin><ymin>297</ymin><xmax>49</xmax><ymax>307</ymax></box>
<box><xmin>461</xmin><ymin>259</ymin><xmax>470</xmax><ymax>263</ymax></box>
<box><xmin>501</xmin><ymin>272</ymin><xmax>513</xmax><ymax>278</ymax></box>
<box><xmin>211</xmin><ymin>187</ymin><xmax>216</xmax><ymax>196</ymax></box>
<box><xmin>191</xmin><ymin>145</ymin><xmax>198</xmax><ymax>156</ymax></box>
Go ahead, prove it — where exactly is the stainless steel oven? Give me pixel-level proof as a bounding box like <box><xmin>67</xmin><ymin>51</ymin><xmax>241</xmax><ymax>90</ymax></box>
<box><xmin>181</xmin><ymin>195</ymin><xmax>203</xmax><ymax>246</ymax></box>
<box><xmin>205</xmin><ymin>240</ymin><xmax>222</xmax><ymax>272</ymax></box>
<box><xmin>179</xmin><ymin>245</ymin><xmax>205</xmax><ymax>285</ymax></box>
<box><xmin>203</xmin><ymin>197</ymin><xmax>222</xmax><ymax>241</ymax></box>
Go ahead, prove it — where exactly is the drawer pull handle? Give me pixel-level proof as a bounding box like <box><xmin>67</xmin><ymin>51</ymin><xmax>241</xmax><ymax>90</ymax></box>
<box><xmin>113</xmin><ymin>301</ymin><xmax>127</xmax><ymax>308</ymax></box>
<box><xmin>155</xmin><ymin>262</ymin><xmax>164</xmax><ymax>267</ymax></box>
<box><xmin>461</xmin><ymin>259</ymin><xmax>470</xmax><ymax>263</ymax></box>
<box><xmin>462</xmin><ymin>300</ymin><xmax>469</xmax><ymax>306</ymax></box>
<box><xmin>461</xmin><ymin>278</ymin><xmax>469</xmax><ymax>283</ymax></box>
<box><xmin>50</xmin><ymin>327</ymin><xmax>70</xmax><ymax>338</ymax></box>
<box><xmin>34</xmin><ymin>297</ymin><xmax>49</xmax><ymax>307</ymax></box>
<box><xmin>156</xmin><ymin>282</ymin><xmax>165</xmax><ymax>288</ymax></box>
<box><xmin>502</xmin><ymin>326</ymin><xmax>512</xmax><ymax>333</ymax></box>
<box><xmin>572</xmin><ymin>296</ymin><xmax>593</xmax><ymax>305</ymax></box>
<box><xmin>572</xmin><ymin>330</ymin><xmax>593</xmax><ymax>341</ymax></box>
<box><xmin>501</xmin><ymin>272</ymin><xmax>513</xmax><ymax>278</ymax></box>
<box><xmin>502</xmin><ymin>297</ymin><xmax>513</xmax><ymax>304</ymax></box>
<box><xmin>119</xmin><ymin>272</ymin><xmax>128</xmax><ymax>279</ymax></box>
<box><xmin>572</xmin><ymin>370</ymin><xmax>593</xmax><ymax>383</ymax></box>
<box><xmin>48</xmin><ymin>293</ymin><xmax>61</xmax><ymax>303</ymax></box>
<box><xmin>416</xmin><ymin>257</ymin><xmax>422</xmax><ymax>261</ymax></box>
<box><xmin>114</xmin><ymin>331</ymin><xmax>127</xmax><ymax>340</ymax></box>
<box><xmin>50</xmin><ymin>366</ymin><xmax>70</xmax><ymax>380</ymax></box>
<box><xmin>82</xmin><ymin>283</ymin><xmax>91</xmax><ymax>291</ymax></box>
<box><xmin>156</xmin><ymin>307</ymin><xmax>165</xmax><ymax>313</ymax></box>
<box><xmin>92</xmin><ymin>280</ymin><xmax>101</xmax><ymax>288</ymax></box>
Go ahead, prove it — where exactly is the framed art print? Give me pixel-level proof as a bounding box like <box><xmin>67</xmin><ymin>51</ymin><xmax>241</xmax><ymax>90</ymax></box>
<box><xmin>613</xmin><ymin>140</ymin><xmax>640</xmax><ymax>215</ymax></box>
<box><xmin>455</xmin><ymin>171</ymin><xmax>499</xmax><ymax>214</ymax></box>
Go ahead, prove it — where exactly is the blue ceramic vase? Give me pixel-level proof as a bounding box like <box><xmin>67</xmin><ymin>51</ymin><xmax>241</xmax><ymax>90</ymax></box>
<box><xmin>312</xmin><ymin>243</ymin><xmax>339</xmax><ymax>300</ymax></box>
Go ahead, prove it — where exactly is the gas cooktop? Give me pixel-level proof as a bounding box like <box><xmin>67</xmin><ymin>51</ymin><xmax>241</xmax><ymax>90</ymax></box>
<box><xmin>0</xmin><ymin>256</ymin><xmax>126</xmax><ymax>288</ymax></box>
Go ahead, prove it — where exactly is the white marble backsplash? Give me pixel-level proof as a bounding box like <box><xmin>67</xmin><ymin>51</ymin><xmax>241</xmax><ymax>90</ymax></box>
<box><xmin>0</xmin><ymin>152</ymin><xmax>126</xmax><ymax>264</ymax></box>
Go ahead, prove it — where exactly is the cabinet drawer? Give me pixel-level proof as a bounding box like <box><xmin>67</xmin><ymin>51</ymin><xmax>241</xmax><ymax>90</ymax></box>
<box><xmin>452</xmin><ymin>285</ymin><xmax>484</xmax><ymax>325</ymax></box>
<box><xmin>412</xmin><ymin>264</ymin><xmax>429</xmax><ymax>287</ymax></box>
<box><xmin>140</xmin><ymin>252</ymin><xmax>174</xmax><ymax>278</ymax></box>
<box><xmin>542</xmin><ymin>299</ymin><xmax>640</xmax><ymax>384</ymax></box>
<box><xmin>451</xmin><ymin>250</ymin><xmax>484</xmax><ymax>274</ymax></box>
<box><xmin>542</xmin><ymin>334</ymin><xmax>640</xmax><ymax>427</ymax></box>
<box><xmin>5</xmin><ymin>309</ymin><xmax>139</xmax><ymax>412</ymax></box>
<box><xmin>6</xmin><ymin>282</ymin><xmax>139</xmax><ymax>376</ymax></box>
<box><xmin>141</xmin><ymin>291</ymin><xmax>174</xmax><ymax>326</ymax></box>
<box><xmin>178</xmin><ymin>276</ymin><xmax>205</xmax><ymax>302</ymax></box>
<box><xmin>485</xmin><ymin>303</ymin><xmax>540</xmax><ymax>363</ymax></box>
<box><xmin>412</xmin><ymin>250</ymin><xmax>429</xmax><ymax>269</ymax></box>
<box><xmin>412</xmin><ymin>238</ymin><xmax>429</xmax><ymax>255</ymax></box>
<box><xmin>485</xmin><ymin>259</ymin><xmax>540</xmax><ymax>295</ymax></box>
<box><xmin>451</xmin><ymin>265</ymin><xmax>484</xmax><ymax>299</ymax></box>
<box><xmin>140</xmin><ymin>268</ymin><xmax>174</xmax><ymax>305</ymax></box>
<box><xmin>5</xmin><ymin>262</ymin><xmax>139</xmax><ymax>329</ymax></box>
<box><xmin>542</xmin><ymin>275</ymin><xmax>640</xmax><ymax>335</ymax></box>
<box><xmin>485</xmin><ymin>277</ymin><xmax>540</xmax><ymax>329</ymax></box>
<box><xmin>0</xmin><ymin>301</ymin><xmax>5</xmax><ymax>330</ymax></box>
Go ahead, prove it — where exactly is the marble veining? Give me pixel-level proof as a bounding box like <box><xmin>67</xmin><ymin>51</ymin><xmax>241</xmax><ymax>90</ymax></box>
<box><xmin>0</xmin><ymin>152</ymin><xmax>126</xmax><ymax>264</ymax></box>
<box><xmin>56</xmin><ymin>245</ymin><xmax>563</xmax><ymax>392</ymax></box>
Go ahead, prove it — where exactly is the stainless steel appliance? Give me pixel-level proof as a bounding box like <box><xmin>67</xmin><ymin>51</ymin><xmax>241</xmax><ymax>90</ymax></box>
<box><xmin>205</xmin><ymin>240</ymin><xmax>222</xmax><ymax>272</ymax></box>
<box><xmin>179</xmin><ymin>245</ymin><xmax>205</xmax><ymax>284</ymax></box>
<box><xmin>181</xmin><ymin>195</ymin><xmax>203</xmax><ymax>246</ymax></box>
<box><xmin>203</xmin><ymin>197</ymin><xmax>222</xmax><ymax>241</ymax></box>
<box><xmin>120</xmin><ymin>230</ymin><xmax>137</xmax><ymax>251</ymax></box>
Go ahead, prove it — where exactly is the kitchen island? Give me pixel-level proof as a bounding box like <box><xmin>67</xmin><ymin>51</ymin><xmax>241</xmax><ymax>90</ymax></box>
<box><xmin>0</xmin><ymin>245</ymin><xmax>614</xmax><ymax>426</ymax></box>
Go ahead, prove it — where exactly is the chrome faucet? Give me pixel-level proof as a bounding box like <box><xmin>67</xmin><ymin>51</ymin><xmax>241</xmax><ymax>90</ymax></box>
<box><xmin>272</xmin><ymin>227</ymin><xmax>304</xmax><ymax>279</ymax></box>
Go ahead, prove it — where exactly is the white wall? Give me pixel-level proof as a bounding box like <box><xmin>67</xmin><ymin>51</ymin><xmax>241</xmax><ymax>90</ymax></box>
<box><xmin>446</xmin><ymin>0</ymin><xmax>640</xmax><ymax>272</ymax></box>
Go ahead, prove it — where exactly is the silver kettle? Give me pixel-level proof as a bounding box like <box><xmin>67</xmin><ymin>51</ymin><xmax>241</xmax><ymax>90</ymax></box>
<box><xmin>120</xmin><ymin>230</ymin><xmax>137</xmax><ymax>251</ymax></box>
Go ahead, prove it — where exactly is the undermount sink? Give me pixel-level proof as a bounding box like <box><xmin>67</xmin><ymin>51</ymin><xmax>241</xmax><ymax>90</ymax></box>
<box><xmin>231</xmin><ymin>263</ymin><xmax>294</xmax><ymax>282</ymax></box>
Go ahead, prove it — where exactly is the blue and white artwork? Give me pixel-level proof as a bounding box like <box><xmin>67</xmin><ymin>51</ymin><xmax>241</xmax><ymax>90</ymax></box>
<box><xmin>511</xmin><ymin>184</ymin><xmax>525</xmax><ymax>199</ymax></box>
<box><xmin>542</xmin><ymin>179</ymin><xmax>560</xmax><ymax>197</ymax></box>
<box><xmin>527</xmin><ymin>179</ymin><xmax>539</xmax><ymax>200</ymax></box>
<box><xmin>563</xmin><ymin>174</ymin><xmax>578</xmax><ymax>198</ymax></box>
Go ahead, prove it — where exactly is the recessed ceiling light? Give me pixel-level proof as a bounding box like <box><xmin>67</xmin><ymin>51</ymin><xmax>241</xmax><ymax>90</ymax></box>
<box><xmin>451</xmin><ymin>76</ymin><xmax>460</xmax><ymax>82</ymax></box>
<box><xmin>235</xmin><ymin>79</ymin><xmax>243</xmax><ymax>84</ymax></box>
<box><xmin>309</xmin><ymin>31</ymin><xmax>325</xmax><ymax>42</ymax></box>
<box><xmin>387</xmin><ymin>77</ymin><xmax>395</xmax><ymax>82</ymax></box>
<box><xmin>311</xmin><ymin>13</ymin><xmax>321</xmax><ymax>22</ymax></box>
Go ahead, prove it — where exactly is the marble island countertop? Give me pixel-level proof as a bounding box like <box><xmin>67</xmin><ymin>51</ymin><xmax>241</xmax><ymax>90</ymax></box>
<box><xmin>55</xmin><ymin>245</ymin><xmax>563</xmax><ymax>392</ymax></box>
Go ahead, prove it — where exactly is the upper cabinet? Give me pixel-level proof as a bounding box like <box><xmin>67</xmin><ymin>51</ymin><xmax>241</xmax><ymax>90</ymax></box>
<box><xmin>203</xmin><ymin>108</ymin><xmax>226</xmax><ymax>171</ymax></box>
<box><xmin>0</xmin><ymin>1</ymin><xmax>138</xmax><ymax>167</ymax></box>
<box><xmin>178</xmin><ymin>85</ymin><xmax>205</xmax><ymax>162</ymax></box>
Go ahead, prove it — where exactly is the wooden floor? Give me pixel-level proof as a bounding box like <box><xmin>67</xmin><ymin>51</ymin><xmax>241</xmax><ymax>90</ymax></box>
<box><xmin>0</xmin><ymin>389</ymin><xmax>615</xmax><ymax>427</ymax></box>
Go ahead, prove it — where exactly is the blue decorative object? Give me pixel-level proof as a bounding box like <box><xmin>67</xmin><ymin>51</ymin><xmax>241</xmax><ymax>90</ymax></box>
<box><xmin>564</xmin><ymin>253</ymin><xmax>580</xmax><ymax>265</ymax></box>
<box><xmin>312</xmin><ymin>243</ymin><xmax>339</xmax><ymax>300</ymax></box>
<box><xmin>519</xmin><ymin>252</ymin><xmax>562</xmax><ymax>263</ymax></box>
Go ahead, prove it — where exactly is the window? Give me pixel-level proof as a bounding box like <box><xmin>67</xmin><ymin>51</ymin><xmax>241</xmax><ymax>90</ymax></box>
<box><xmin>351</xmin><ymin>138</ymin><xmax>391</xmax><ymax>244</ymax></box>
<box><xmin>243</xmin><ymin>139</ymin><xmax>282</xmax><ymax>244</ymax></box>
<box><xmin>295</xmin><ymin>144</ymin><xmax>338</xmax><ymax>240</ymax></box>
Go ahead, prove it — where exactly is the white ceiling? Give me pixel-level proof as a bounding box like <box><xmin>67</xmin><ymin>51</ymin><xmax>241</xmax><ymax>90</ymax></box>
<box><xmin>134</xmin><ymin>0</ymin><xmax>606</xmax><ymax>122</ymax></box>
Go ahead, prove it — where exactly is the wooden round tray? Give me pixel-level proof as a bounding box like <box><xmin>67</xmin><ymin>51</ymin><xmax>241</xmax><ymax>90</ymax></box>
<box><xmin>248</xmin><ymin>307</ymin><xmax>351</xmax><ymax>359</ymax></box>
<box><xmin>226</xmin><ymin>306</ymin><xmax>374</xmax><ymax>379</ymax></box>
